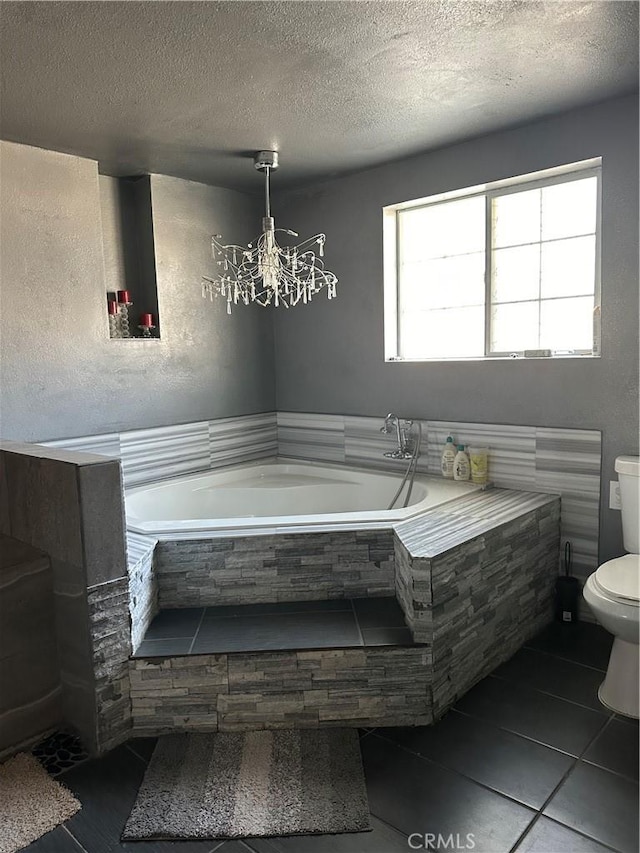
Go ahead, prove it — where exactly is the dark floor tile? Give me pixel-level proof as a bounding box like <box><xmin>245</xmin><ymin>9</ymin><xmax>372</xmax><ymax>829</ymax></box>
<box><xmin>379</xmin><ymin>711</ymin><xmax>575</xmax><ymax>809</ymax></box>
<box><xmin>494</xmin><ymin>647</ymin><xmax>606</xmax><ymax>711</ymax></box>
<box><xmin>361</xmin><ymin>627</ymin><xmax>414</xmax><ymax>646</ymax></box>
<box><xmin>352</xmin><ymin>597</ymin><xmax>406</xmax><ymax>628</ymax></box>
<box><xmin>24</xmin><ymin>826</ymin><xmax>86</xmax><ymax>852</ymax></box>
<box><xmin>246</xmin><ymin>815</ymin><xmax>408</xmax><ymax>852</ymax></box>
<box><xmin>514</xmin><ymin>816</ymin><xmax>617</xmax><ymax>853</ymax></box>
<box><xmin>203</xmin><ymin>600</ymin><xmax>352</xmax><ymax>619</ymax></box>
<box><xmin>133</xmin><ymin>637</ymin><xmax>194</xmax><ymax>657</ymax></box>
<box><xmin>143</xmin><ymin>607</ymin><xmax>204</xmax><ymax>640</ymax></box>
<box><xmin>583</xmin><ymin>717</ymin><xmax>639</xmax><ymax>781</ymax></box>
<box><xmin>526</xmin><ymin>623</ymin><xmax>613</xmax><ymax>672</ymax></box>
<box><xmin>193</xmin><ymin>610</ymin><xmax>361</xmax><ymax>654</ymax></box>
<box><xmin>361</xmin><ymin>733</ymin><xmax>535</xmax><ymax>853</ymax></box>
<box><xmin>60</xmin><ymin>744</ymin><xmax>215</xmax><ymax>852</ymax></box>
<box><xmin>544</xmin><ymin>761</ymin><xmax>639</xmax><ymax>853</ymax></box>
<box><xmin>454</xmin><ymin>676</ymin><xmax>608</xmax><ymax>756</ymax></box>
<box><xmin>125</xmin><ymin>737</ymin><xmax>158</xmax><ymax>764</ymax></box>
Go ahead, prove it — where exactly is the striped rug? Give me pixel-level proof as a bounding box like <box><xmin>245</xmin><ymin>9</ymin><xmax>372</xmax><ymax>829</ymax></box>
<box><xmin>122</xmin><ymin>729</ymin><xmax>371</xmax><ymax>840</ymax></box>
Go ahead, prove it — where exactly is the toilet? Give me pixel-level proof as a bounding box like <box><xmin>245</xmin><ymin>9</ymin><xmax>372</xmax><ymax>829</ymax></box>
<box><xmin>583</xmin><ymin>456</ymin><xmax>640</xmax><ymax>718</ymax></box>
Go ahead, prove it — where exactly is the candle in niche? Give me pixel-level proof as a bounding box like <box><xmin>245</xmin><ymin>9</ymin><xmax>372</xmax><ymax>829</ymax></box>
<box><xmin>116</xmin><ymin>291</ymin><xmax>132</xmax><ymax>337</ymax></box>
<box><xmin>138</xmin><ymin>312</ymin><xmax>156</xmax><ymax>338</ymax></box>
<box><xmin>107</xmin><ymin>299</ymin><xmax>121</xmax><ymax>338</ymax></box>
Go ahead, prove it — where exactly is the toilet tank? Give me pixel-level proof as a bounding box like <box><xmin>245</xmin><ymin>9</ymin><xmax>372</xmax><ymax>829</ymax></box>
<box><xmin>615</xmin><ymin>456</ymin><xmax>640</xmax><ymax>553</ymax></box>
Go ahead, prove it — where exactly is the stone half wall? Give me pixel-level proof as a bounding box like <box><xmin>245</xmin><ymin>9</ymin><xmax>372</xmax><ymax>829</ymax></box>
<box><xmin>130</xmin><ymin>646</ymin><xmax>432</xmax><ymax>736</ymax></box>
<box><xmin>87</xmin><ymin>578</ymin><xmax>133</xmax><ymax>753</ymax></box>
<box><xmin>155</xmin><ymin>530</ymin><xmax>395</xmax><ymax>608</ymax></box>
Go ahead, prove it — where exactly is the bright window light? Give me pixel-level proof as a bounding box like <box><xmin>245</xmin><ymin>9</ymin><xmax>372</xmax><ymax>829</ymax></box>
<box><xmin>383</xmin><ymin>159</ymin><xmax>601</xmax><ymax>361</ymax></box>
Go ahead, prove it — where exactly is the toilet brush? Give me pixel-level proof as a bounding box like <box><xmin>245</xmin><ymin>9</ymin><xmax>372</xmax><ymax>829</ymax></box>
<box><xmin>555</xmin><ymin>541</ymin><xmax>580</xmax><ymax>623</ymax></box>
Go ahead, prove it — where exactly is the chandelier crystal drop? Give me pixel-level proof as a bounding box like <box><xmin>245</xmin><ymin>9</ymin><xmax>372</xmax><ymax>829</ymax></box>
<box><xmin>202</xmin><ymin>151</ymin><xmax>338</xmax><ymax>314</ymax></box>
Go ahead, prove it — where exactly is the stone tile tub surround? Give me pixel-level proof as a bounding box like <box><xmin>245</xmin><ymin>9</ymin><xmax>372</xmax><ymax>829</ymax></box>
<box><xmin>130</xmin><ymin>647</ymin><xmax>433</xmax><ymax>736</ymax></box>
<box><xmin>128</xmin><ymin>490</ymin><xmax>559</xmax><ymax>736</ymax></box>
<box><xmin>154</xmin><ymin>528</ymin><xmax>396</xmax><ymax>610</ymax></box>
<box><xmin>395</xmin><ymin>490</ymin><xmax>561</xmax><ymax>717</ymax></box>
<box><xmin>0</xmin><ymin>441</ymin><xmax>131</xmax><ymax>756</ymax></box>
<box><xmin>0</xmin><ymin>440</ymin><xmax>560</xmax><ymax>747</ymax></box>
<box><xmin>127</xmin><ymin>531</ymin><xmax>159</xmax><ymax>651</ymax></box>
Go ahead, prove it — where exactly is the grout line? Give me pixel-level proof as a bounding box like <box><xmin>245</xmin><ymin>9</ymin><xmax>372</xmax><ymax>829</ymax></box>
<box><xmin>522</xmin><ymin>642</ymin><xmax>608</xmax><ymax>674</ymax></box>
<box><xmin>359</xmin><ymin>810</ymin><xmax>413</xmax><ymax>844</ymax></box>
<box><xmin>507</xmin><ymin>712</ymin><xmax>617</xmax><ymax>853</ymax></box>
<box><xmin>198</xmin><ymin>604</ymin><xmax>354</xmax><ymax>617</ymax></box>
<box><xmin>189</xmin><ymin>607</ymin><xmax>208</xmax><ymax>654</ymax></box>
<box><xmin>61</xmin><ymin>826</ymin><xmax>90</xmax><ymax>853</ymax></box>
<box><xmin>580</xmin><ymin>755</ymin><xmax>640</xmax><ymax>785</ymax></box>
<box><xmin>138</xmin><ymin>634</ymin><xmax>197</xmax><ymax>642</ymax></box>
<box><xmin>539</xmin><ymin>814</ymin><xmax>627</xmax><ymax>853</ymax></box>
<box><xmin>236</xmin><ymin>840</ymin><xmax>274</xmax><ymax>853</ymax></box>
<box><xmin>488</xmin><ymin>672</ymin><xmax>610</xmax><ymax>716</ymax></box>
<box><xmin>350</xmin><ymin>598</ymin><xmax>366</xmax><ymax>647</ymax></box>
<box><xmin>449</xmin><ymin>706</ymin><xmax>604</xmax><ymax>761</ymax></box>
<box><xmin>369</xmin><ymin>730</ymin><xmax>539</xmax><ymax>814</ymax></box>
<box><xmin>124</xmin><ymin>742</ymin><xmax>153</xmax><ymax>765</ymax></box>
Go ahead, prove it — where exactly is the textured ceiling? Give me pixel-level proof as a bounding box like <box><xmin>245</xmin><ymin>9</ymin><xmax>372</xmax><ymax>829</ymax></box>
<box><xmin>1</xmin><ymin>1</ymin><xmax>638</xmax><ymax>191</ymax></box>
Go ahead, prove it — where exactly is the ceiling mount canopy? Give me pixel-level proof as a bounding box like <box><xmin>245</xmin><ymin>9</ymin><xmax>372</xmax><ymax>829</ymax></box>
<box><xmin>202</xmin><ymin>150</ymin><xmax>338</xmax><ymax>314</ymax></box>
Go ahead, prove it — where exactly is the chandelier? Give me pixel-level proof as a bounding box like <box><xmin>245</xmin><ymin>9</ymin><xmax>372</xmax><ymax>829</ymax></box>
<box><xmin>202</xmin><ymin>151</ymin><xmax>338</xmax><ymax>314</ymax></box>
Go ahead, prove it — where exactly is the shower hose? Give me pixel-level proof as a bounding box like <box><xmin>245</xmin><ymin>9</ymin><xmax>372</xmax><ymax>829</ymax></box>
<box><xmin>387</xmin><ymin>420</ymin><xmax>423</xmax><ymax>511</ymax></box>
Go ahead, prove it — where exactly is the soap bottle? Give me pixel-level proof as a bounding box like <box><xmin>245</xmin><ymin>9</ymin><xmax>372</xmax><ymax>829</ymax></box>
<box><xmin>453</xmin><ymin>445</ymin><xmax>471</xmax><ymax>481</ymax></box>
<box><xmin>441</xmin><ymin>436</ymin><xmax>456</xmax><ymax>479</ymax></box>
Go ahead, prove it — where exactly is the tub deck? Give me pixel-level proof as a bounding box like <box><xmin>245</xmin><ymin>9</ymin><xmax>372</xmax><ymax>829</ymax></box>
<box><xmin>133</xmin><ymin>597</ymin><xmax>415</xmax><ymax>658</ymax></box>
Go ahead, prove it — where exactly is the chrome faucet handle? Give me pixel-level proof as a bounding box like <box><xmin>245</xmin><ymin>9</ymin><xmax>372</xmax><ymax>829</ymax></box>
<box><xmin>400</xmin><ymin>419</ymin><xmax>414</xmax><ymax>451</ymax></box>
<box><xmin>380</xmin><ymin>412</ymin><xmax>398</xmax><ymax>434</ymax></box>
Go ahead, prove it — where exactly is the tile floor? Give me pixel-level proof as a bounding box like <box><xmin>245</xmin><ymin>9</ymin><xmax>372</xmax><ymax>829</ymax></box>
<box><xmin>26</xmin><ymin>622</ymin><xmax>638</xmax><ymax>853</ymax></box>
<box><xmin>133</xmin><ymin>598</ymin><xmax>414</xmax><ymax>657</ymax></box>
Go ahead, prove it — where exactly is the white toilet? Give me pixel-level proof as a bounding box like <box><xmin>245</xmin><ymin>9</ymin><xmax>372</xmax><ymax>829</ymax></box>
<box><xmin>583</xmin><ymin>456</ymin><xmax>640</xmax><ymax>718</ymax></box>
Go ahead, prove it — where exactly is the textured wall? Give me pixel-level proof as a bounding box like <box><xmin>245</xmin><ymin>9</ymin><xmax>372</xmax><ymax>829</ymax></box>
<box><xmin>0</xmin><ymin>141</ymin><xmax>275</xmax><ymax>441</ymax></box>
<box><xmin>273</xmin><ymin>95</ymin><xmax>639</xmax><ymax>564</ymax></box>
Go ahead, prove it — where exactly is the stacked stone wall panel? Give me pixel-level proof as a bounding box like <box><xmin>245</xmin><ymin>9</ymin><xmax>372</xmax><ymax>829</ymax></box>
<box><xmin>155</xmin><ymin>530</ymin><xmax>395</xmax><ymax>608</ymax></box>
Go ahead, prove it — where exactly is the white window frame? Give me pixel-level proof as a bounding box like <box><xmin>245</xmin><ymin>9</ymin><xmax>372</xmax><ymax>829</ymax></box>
<box><xmin>383</xmin><ymin>158</ymin><xmax>602</xmax><ymax>362</ymax></box>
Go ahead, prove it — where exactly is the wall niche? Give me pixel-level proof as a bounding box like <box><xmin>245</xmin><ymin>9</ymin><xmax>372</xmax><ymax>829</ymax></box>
<box><xmin>100</xmin><ymin>175</ymin><xmax>162</xmax><ymax>340</ymax></box>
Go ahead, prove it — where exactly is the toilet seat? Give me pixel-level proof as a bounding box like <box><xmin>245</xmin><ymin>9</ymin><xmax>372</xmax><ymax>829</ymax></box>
<box><xmin>594</xmin><ymin>555</ymin><xmax>640</xmax><ymax>605</ymax></box>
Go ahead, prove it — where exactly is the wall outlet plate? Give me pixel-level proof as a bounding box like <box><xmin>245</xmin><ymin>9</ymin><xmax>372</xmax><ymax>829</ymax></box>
<box><xmin>609</xmin><ymin>480</ymin><xmax>621</xmax><ymax>510</ymax></box>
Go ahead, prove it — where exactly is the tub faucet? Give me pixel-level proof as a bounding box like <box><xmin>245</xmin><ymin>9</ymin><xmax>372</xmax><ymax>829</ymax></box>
<box><xmin>380</xmin><ymin>413</ymin><xmax>414</xmax><ymax>459</ymax></box>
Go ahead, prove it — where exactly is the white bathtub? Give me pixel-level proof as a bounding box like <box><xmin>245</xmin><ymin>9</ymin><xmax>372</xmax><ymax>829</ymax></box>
<box><xmin>125</xmin><ymin>460</ymin><xmax>481</xmax><ymax>538</ymax></box>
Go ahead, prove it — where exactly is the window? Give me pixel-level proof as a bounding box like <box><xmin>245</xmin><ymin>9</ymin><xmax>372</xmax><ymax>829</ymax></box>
<box><xmin>383</xmin><ymin>159</ymin><xmax>601</xmax><ymax>361</ymax></box>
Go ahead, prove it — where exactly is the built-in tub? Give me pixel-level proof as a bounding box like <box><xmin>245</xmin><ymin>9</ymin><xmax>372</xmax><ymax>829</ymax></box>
<box><xmin>125</xmin><ymin>460</ymin><xmax>481</xmax><ymax>537</ymax></box>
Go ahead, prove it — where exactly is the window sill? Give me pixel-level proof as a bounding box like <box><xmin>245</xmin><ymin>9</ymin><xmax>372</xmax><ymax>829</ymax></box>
<box><xmin>386</xmin><ymin>353</ymin><xmax>601</xmax><ymax>363</ymax></box>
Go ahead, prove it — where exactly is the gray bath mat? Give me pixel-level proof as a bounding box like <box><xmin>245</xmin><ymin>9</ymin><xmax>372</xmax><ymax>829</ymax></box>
<box><xmin>122</xmin><ymin>729</ymin><xmax>371</xmax><ymax>840</ymax></box>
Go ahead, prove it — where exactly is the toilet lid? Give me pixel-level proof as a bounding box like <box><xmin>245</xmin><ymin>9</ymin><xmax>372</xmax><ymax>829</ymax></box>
<box><xmin>595</xmin><ymin>555</ymin><xmax>640</xmax><ymax>603</ymax></box>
